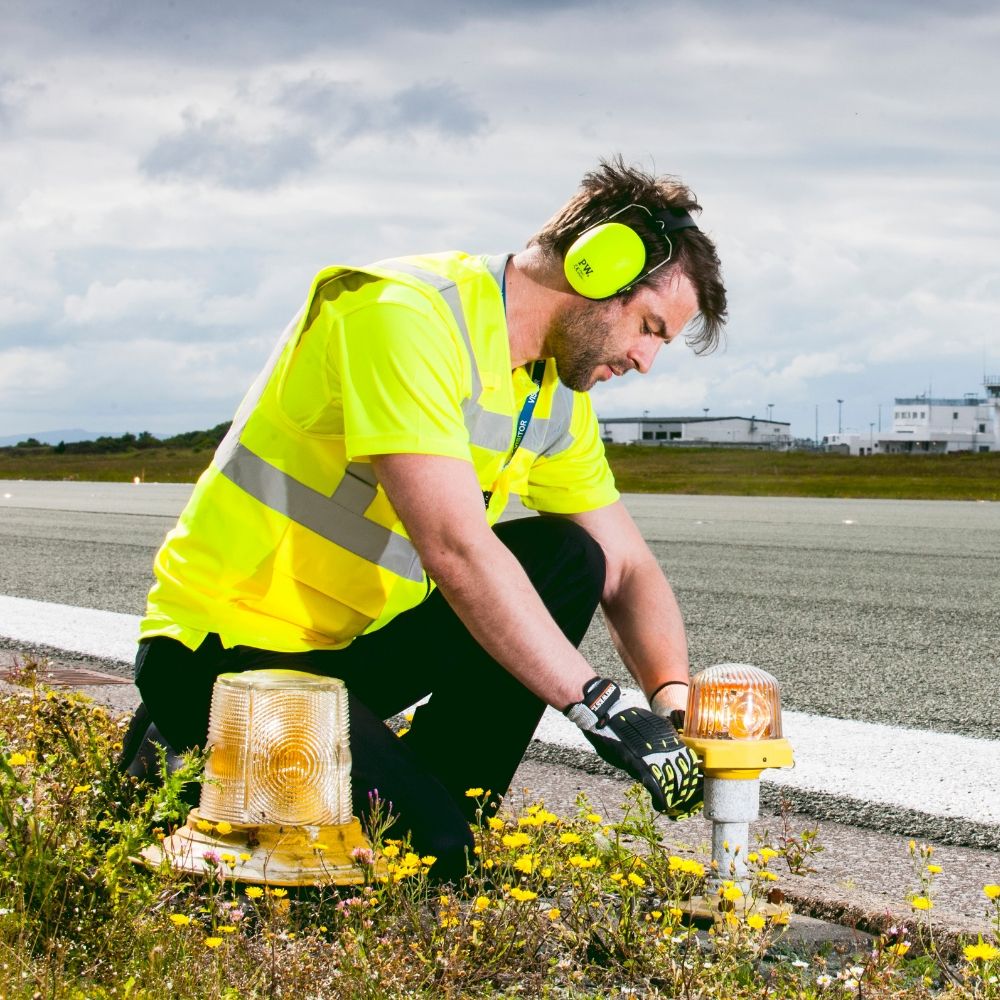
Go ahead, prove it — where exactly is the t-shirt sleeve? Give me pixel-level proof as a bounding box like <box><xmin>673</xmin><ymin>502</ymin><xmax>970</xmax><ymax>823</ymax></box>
<box><xmin>520</xmin><ymin>389</ymin><xmax>619</xmax><ymax>514</ymax></box>
<box><xmin>325</xmin><ymin>293</ymin><xmax>473</xmax><ymax>462</ymax></box>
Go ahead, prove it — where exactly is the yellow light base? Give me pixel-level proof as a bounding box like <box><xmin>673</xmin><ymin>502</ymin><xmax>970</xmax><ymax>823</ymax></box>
<box><xmin>682</xmin><ymin>736</ymin><xmax>794</xmax><ymax>779</ymax></box>
<box><xmin>141</xmin><ymin>808</ymin><xmax>383</xmax><ymax>886</ymax></box>
<box><xmin>682</xmin><ymin>892</ymin><xmax>793</xmax><ymax>928</ymax></box>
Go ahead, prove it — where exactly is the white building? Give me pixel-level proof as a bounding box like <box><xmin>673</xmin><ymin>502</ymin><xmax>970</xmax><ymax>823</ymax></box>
<box><xmin>599</xmin><ymin>415</ymin><xmax>791</xmax><ymax>449</ymax></box>
<box><xmin>823</xmin><ymin>378</ymin><xmax>1000</xmax><ymax>455</ymax></box>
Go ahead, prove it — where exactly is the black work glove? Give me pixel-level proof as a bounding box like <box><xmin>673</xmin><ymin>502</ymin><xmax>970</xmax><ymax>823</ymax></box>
<box><xmin>565</xmin><ymin>677</ymin><xmax>703</xmax><ymax>819</ymax></box>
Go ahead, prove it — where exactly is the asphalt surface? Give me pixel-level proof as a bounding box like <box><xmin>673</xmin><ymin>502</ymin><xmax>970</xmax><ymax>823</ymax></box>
<box><xmin>1</xmin><ymin>480</ymin><xmax>999</xmax><ymax>943</ymax></box>
<box><xmin>2</xmin><ymin>481</ymin><xmax>998</xmax><ymax>739</ymax></box>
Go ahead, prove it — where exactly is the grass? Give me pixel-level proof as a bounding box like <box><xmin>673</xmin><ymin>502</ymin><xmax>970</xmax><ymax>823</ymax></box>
<box><xmin>2</xmin><ymin>445</ymin><xmax>999</xmax><ymax>500</ymax></box>
<box><xmin>2</xmin><ymin>656</ymin><xmax>1000</xmax><ymax>999</ymax></box>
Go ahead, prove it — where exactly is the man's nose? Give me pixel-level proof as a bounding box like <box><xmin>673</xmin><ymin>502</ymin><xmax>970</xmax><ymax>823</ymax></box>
<box><xmin>627</xmin><ymin>339</ymin><xmax>662</xmax><ymax>375</ymax></box>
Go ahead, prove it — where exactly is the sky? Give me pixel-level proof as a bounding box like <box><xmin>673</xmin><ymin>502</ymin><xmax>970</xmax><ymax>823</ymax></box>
<box><xmin>1</xmin><ymin>0</ymin><xmax>998</xmax><ymax>443</ymax></box>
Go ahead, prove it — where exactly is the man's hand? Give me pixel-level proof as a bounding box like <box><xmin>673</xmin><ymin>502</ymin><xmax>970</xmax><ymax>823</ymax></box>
<box><xmin>565</xmin><ymin>677</ymin><xmax>703</xmax><ymax>819</ymax></box>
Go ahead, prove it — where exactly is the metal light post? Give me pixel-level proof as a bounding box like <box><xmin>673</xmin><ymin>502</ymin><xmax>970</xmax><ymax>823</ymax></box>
<box><xmin>681</xmin><ymin>664</ymin><xmax>794</xmax><ymax>896</ymax></box>
<box><xmin>837</xmin><ymin>399</ymin><xmax>844</xmax><ymax>435</ymax></box>
<box><xmin>767</xmin><ymin>403</ymin><xmax>774</xmax><ymax>423</ymax></box>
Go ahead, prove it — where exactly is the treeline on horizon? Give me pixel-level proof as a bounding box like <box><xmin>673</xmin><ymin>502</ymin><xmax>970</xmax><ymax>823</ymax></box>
<box><xmin>4</xmin><ymin>423</ymin><xmax>232</xmax><ymax>454</ymax></box>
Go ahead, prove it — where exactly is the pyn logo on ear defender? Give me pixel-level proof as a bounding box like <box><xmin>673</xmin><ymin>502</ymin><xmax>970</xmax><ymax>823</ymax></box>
<box><xmin>563</xmin><ymin>203</ymin><xmax>699</xmax><ymax>300</ymax></box>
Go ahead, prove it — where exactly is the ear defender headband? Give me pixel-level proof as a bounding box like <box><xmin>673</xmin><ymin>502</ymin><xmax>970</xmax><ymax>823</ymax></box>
<box><xmin>563</xmin><ymin>203</ymin><xmax>700</xmax><ymax>300</ymax></box>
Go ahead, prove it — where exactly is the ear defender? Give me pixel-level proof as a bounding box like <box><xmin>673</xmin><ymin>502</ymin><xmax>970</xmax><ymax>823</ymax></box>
<box><xmin>563</xmin><ymin>204</ymin><xmax>700</xmax><ymax>300</ymax></box>
<box><xmin>564</xmin><ymin>223</ymin><xmax>647</xmax><ymax>299</ymax></box>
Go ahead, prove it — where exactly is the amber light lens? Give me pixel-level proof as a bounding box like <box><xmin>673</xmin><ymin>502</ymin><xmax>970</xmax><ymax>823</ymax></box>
<box><xmin>200</xmin><ymin>669</ymin><xmax>352</xmax><ymax>826</ymax></box>
<box><xmin>685</xmin><ymin>664</ymin><xmax>783</xmax><ymax>741</ymax></box>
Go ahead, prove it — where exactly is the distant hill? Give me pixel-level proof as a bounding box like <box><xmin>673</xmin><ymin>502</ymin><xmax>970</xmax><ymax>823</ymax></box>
<box><xmin>0</xmin><ymin>429</ymin><xmax>105</xmax><ymax>447</ymax></box>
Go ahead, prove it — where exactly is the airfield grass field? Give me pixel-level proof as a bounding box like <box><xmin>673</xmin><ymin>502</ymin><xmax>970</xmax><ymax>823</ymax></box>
<box><xmin>1</xmin><ymin>444</ymin><xmax>998</xmax><ymax>500</ymax></box>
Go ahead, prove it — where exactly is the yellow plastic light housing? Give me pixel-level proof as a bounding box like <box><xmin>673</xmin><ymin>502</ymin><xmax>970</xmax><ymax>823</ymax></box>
<box><xmin>201</xmin><ymin>669</ymin><xmax>352</xmax><ymax>826</ymax></box>
<box><xmin>685</xmin><ymin>663</ymin><xmax>783</xmax><ymax>741</ymax></box>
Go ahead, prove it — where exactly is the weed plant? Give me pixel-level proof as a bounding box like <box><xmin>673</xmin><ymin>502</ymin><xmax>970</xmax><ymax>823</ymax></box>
<box><xmin>2</xmin><ymin>663</ymin><xmax>999</xmax><ymax>998</ymax></box>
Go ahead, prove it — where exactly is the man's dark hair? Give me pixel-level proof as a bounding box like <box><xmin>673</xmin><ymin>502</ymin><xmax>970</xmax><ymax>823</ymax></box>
<box><xmin>529</xmin><ymin>156</ymin><xmax>727</xmax><ymax>353</ymax></box>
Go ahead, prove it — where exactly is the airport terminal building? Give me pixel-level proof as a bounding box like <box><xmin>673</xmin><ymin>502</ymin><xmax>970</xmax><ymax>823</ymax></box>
<box><xmin>598</xmin><ymin>415</ymin><xmax>791</xmax><ymax>449</ymax></box>
<box><xmin>823</xmin><ymin>377</ymin><xmax>1000</xmax><ymax>455</ymax></box>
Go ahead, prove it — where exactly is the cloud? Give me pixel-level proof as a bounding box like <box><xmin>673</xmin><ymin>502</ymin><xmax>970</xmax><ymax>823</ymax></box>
<box><xmin>140</xmin><ymin>78</ymin><xmax>487</xmax><ymax>190</ymax></box>
<box><xmin>140</xmin><ymin>111</ymin><xmax>318</xmax><ymax>190</ymax></box>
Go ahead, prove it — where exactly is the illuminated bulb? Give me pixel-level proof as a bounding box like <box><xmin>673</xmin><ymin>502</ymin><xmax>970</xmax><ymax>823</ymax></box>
<box><xmin>685</xmin><ymin>664</ymin><xmax>783</xmax><ymax>742</ymax></box>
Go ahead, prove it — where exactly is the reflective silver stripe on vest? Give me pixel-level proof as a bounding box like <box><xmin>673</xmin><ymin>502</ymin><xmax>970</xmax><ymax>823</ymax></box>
<box><xmin>214</xmin><ymin>257</ymin><xmax>575</xmax><ymax>583</ymax></box>
<box><xmin>214</xmin><ymin>292</ymin><xmax>424</xmax><ymax>583</ymax></box>
<box><xmin>376</xmin><ymin>259</ymin><xmax>516</xmax><ymax>453</ymax></box>
<box><xmin>220</xmin><ymin>443</ymin><xmax>424</xmax><ymax>583</ymax></box>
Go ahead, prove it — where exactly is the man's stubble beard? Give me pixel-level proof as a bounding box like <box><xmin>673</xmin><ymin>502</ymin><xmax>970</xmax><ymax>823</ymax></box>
<box><xmin>546</xmin><ymin>300</ymin><xmax>627</xmax><ymax>393</ymax></box>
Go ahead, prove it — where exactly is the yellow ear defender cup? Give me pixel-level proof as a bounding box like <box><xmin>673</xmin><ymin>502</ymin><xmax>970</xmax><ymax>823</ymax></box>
<box><xmin>564</xmin><ymin>222</ymin><xmax>647</xmax><ymax>299</ymax></box>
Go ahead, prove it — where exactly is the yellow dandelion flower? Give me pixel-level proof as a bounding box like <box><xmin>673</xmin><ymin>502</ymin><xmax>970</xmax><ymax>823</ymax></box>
<box><xmin>771</xmin><ymin>911</ymin><xmax>790</xmax><ymax>926</ymax></box>
<box><xmin>721</xmin><ymin>884</ymin><xmax>744</xmax><ymax>902</ymax></box>
<box><xmin>559</xmin><ymin>832</ymin><xmax>582</xmax><ymax>845</ymax></box>
<box><xmin>382</xmin><ymin>845</ymin><xmax>400</xmax><ymax>858</ymax></box>
<box><xmin>215</xmin><ymin>821</ymin><xmax>232</xmax><ymax>835</ymax></box>
<box><xmin>669</xmin><ymin>907</ymin><xmax>684</xmax><ymax>919</ymax></box>
<box><xmin>984</xmin><ymin>885</ymin><xmax>1000</xmax><ymax>900</ymax></box>
<box><xmin>402</xmin><ymin>852</ymin><xmax>421</xmax><ymax>867</ymax></box>
<box><xmin>759</xmin><ymin>847</ymin><xmax>780</xmax><ymax>863</ymax></box>
<box><xmin>239</xmin><ymin>852</ymin><xmax>251</xmax><ymax>862</ymax></box>
<box><xmin>487</xmin><ymin>816</ymin><xmax>504</xmax><ymax>831</ymax></box>
<box><xmin>547</xmin><ymin>908</ymin><xmax>561</xmax><ymax>920</ymax></box>
<box><xmin>465</xmin><ymin>787</ymin><xmax>485</xmax><ymax>798</ymax></box>
<box><xmin>196</xmin><ymin>819</ymin><xmax>213</xmax><ymax>832</ymax></box>
<box><xmin>245</xmin><ymin>886</ymin><xmax>263</xmax><ymax>899</ymax></box>
<box><xmin>514</xmin><ymin>854</ymin><xmax>535</xmax><ymax>874</ymax></box>
<box><xmin>757</xmin><ymin>871</ymin><xmax>778</xmax><ymax>882</ymax></box>
<box><xmin>218</xmin><ymin>925</ymin><xmax>237</xmax><ymax>934</ymax></box>
<box><xmin>421</xmin><ymin>855</ymin><xmax>437</xmax><ymax>866</ymax></box>
<box><xmin>747</xmin><ymin>852</ymin><xmax>759</xmax><ymax>863</ymax></box>
<box><xmin>474</xmin><ymin>896</ymin><xmax>490</xmax><ymax>912</ymax></box>
<box><xmin>204</xmin><ymin>937</ymin><xmax>223</xmax><ymax>948</ymax></box>
<box><xmin>502</xmin><ymin>832</ymin><xmax>531</xmax><ymax>849</ymax></box>
<box><xmin>568</xmin><ymin>854</ymin><xmax>600</xmax><ymax>869</ymax></box>
<box><xmin>540</xmin><ymin>866</ymin><xmax>552</xmax><ymax>878</ymax></box>
<box><xmin>470</xmin><ymin>918</ymin><xmax>484</xmax><ymax>929</ymax></box>
<box><xmin>910</xmin><ymin>895</ymin><xmax>932</xmax><ymax>911</ymax></box>
<box><xmin>509</xmin><ymin>887</ymin><xmax>538</xmax><ymax>902</ymax></box>
<box><xmin>964</xmin><ymin>939</ymin><xmax>1000</xmax><ymax>962</ymax></box>
<box><xmin>609</xmin><ymin>872</ymin><xmax>624</xmax><ymax>883</ymax></box>
<box><xmin>627</xmin><ymin>873</ymin><xmax>646</xmax><ymax>887</ymax></box>
<box><xmin>269</xmin><ymin>887</ymin><xmax>288</xmax><ymax>898</ymax></box>
<box><xmin>169</xmin><ymin>914</ymin><xmax>191</xmax><ymax>926</ymax></box>
<box><xmin>72</xmin><ymin>784</ymin><xmax>91</xmax><ymax>794</ymax></box>
<box><xmin>585</xmin><ymin>813</ymin><xmax>602</xmax><ymax>823</ymax></box>
<box><xmin>888</xmin><ymin>942</ymin><xmax>910</xmax><ymax>956</ymax></box>
<box><xmin>7</xmin><ymin>752</ymin><xmax>28</xmax><ymax>767</ymax></box>
<box><xmin>746</xmin><ymin>913</ymin><xmax>766</xmax><ymax>930</ymax></box>
<box><xmin>668</xmin><ymin>856</ymin><xmax>706</xmax><ymax>877</ymax></box>
<box><xmin>926</xmin><ymin>864</ymin><xmax>942</xmax><ymax>874</ymax></box>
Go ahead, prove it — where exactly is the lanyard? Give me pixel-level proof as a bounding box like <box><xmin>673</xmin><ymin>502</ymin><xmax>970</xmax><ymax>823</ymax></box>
<box><xmin>482</xmin><ymin>359</ymin><xmax>545</xmax><ymax>509</ymax></box>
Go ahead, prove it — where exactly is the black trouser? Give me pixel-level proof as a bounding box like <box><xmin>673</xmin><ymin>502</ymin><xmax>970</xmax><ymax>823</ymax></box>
<box><xmin>127</xmin><ymin>516</ymin><xmax>606</xmax><ymax>881</ymax></box>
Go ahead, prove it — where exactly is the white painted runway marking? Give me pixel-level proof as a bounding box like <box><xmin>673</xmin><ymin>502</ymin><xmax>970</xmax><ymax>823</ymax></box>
<box><xmin>0</xmin><ymin>594</ymin><xmax>139</xmax><ymax>666</ymax></box>
<box><xmin>3</xmin><ymin>594</ymin><xmax>999</xmax><ymax>828</ymax></box>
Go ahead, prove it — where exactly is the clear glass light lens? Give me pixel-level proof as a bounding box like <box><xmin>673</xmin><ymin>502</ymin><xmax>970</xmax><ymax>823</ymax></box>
<box><xmin>685</xmin><ymin>663</ymin><xmax>783</xmax><ymax>741</ymax></box>
<box><xmin>200</xmin><ymin>669</ymin><xmax>352</xmax><ymax>826</ymax></box>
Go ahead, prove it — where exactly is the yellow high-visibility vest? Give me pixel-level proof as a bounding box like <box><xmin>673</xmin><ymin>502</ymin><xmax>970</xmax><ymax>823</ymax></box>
<box><xmin>140</xmin><ymin>253</ymin><xmax>618</xmax><ymax>653</ymax></box>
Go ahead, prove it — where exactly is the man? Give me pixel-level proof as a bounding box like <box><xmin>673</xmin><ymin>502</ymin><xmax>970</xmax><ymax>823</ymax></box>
<box><xmin>121</xmin><ymin>157</ymin><xmax>727</xmax><ymax>881</ymax></box>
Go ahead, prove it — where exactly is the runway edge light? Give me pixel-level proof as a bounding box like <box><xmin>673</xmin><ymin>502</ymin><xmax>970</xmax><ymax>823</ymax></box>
<box><xmin>141</xmin><ymin>669</ymin><xmax>379</xmax><ymax>886</ymax></box>
<box><xmin>681</xmin><ymin>663</ymin><xmax>794</xmax><ymax>896</ymax></box>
